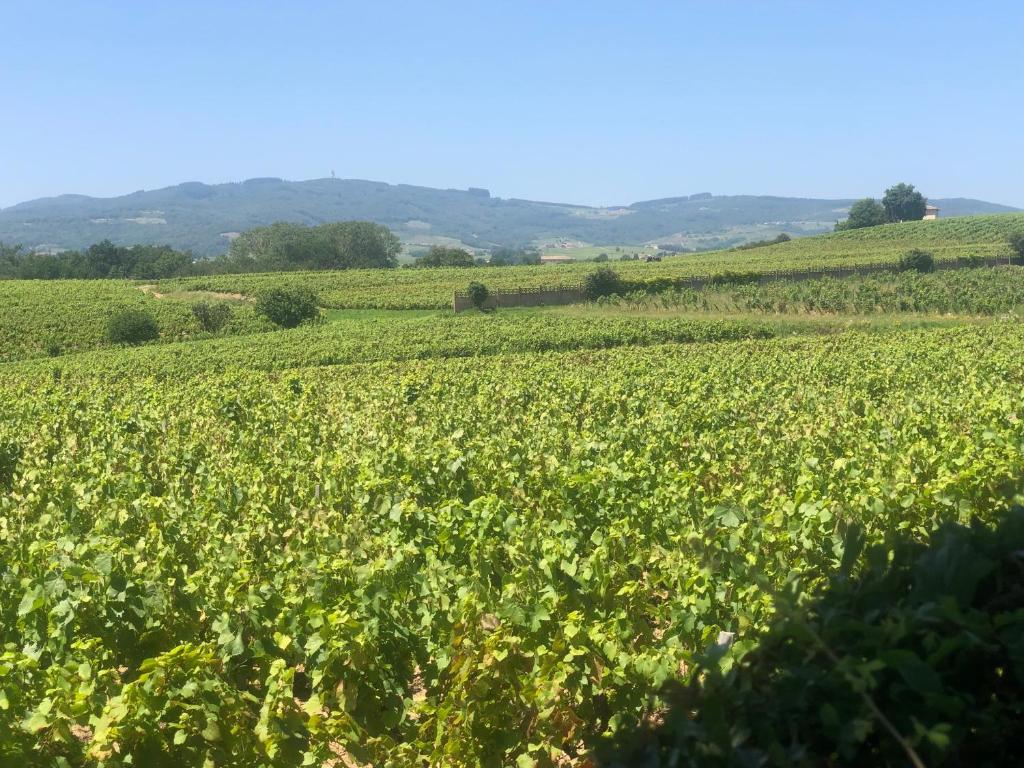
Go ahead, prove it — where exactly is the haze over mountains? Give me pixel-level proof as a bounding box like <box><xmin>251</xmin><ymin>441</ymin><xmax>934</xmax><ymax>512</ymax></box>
<box><xmin>0</xmin><ymin>177</ymin><xmax>1018</xmax><ymax>257</ymax></box>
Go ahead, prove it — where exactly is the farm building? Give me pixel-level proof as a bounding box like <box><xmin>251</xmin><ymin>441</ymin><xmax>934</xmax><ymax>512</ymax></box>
<box><xmin>540</xmin><ymin>254</ymin><xmax>574</xmax><ymax>264</ymax></box>
<box><xmin>923</xmin><ymin>204</ymin><xmax>940</xmax><ymax>220</ymax></box>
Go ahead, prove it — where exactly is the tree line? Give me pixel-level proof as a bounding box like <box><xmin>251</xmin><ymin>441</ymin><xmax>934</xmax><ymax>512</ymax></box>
<box><xmin>0</xmin><ymin>221</ymin><xmax>554</xmax><ymax>280</ymax></box>
<box><xmin>836</xmin><ymin>182</ymin><xmax>929</xmax><ymax>231</ymax></box>
<box><xmin>0</xmin><ymin>220</ymin><xmax>403</xmax><ymax>280</ymax></box>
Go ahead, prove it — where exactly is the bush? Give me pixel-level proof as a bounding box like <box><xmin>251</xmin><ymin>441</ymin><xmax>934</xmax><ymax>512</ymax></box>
<box><xmin>0</xmin><ymin>440</ymin><xmax>21</xmax><ymax>490</ymax></box>
<box><xmin>584</xmin><ymin>267</ymin><xmax>624</xmax><ymax>300</ymax></box>
<box><xmin>1008</xmin><ymin>231</ymin><xmax>1024</xmax><ymax>264</ymax></box>
<box><xmin>254</xmin><ymin>286</ymin><xmax>319</xmax><ymax>328</ymax></box>
<box><xmin>192</xmin><ymin>301</ymin><xmax>232</xmax><ymax>333</ymax></box>
<box><xmin>107</xmin><ymin>309</ymin><xmax>160</xmax><ymax>345</ymax></box>
<box><xmin>599</xmin><ymin>507</ymin><xmax>1024</xmax><ymax>767</ymax></box>
<box><xmin>899</xmin><ymin>248</ymin><xmax>935</xmax><ymax>273</ymax></box>
<box><xmin>466</xmin><ymin>281</ymin><xmax>490</xmax><ymax>310</ymax></box>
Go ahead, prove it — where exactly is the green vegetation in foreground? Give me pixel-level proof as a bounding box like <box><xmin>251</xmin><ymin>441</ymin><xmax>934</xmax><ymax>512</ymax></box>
<box><xmin>601</xmin><ymin>509</ymin><xmax>1024</xmax><ymax>766</ymax></box>
<box><xmin>159</xmin><ymin>214</ymin><xmax>1024</xmax><ymax>309</ymax></box>
<box><xmin>1</xmin><ymin>325</ymin><xmax>1023</xmax><ymax>764</ymax></box>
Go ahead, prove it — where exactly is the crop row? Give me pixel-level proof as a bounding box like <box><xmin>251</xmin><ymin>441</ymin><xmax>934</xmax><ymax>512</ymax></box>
<box><xmin>598</xmin><ymin>265</ymin><xmax>1024</xmax><ymax>315</ymax></box>
<box><xmin>2</xmin><ymin>325</ymin><xmax>1024</xmax><ymax>764</ymax></box>
<box><xmin>1</xmin><ymin>314</ymin><xmax>774</xmax><ymax>381</ymax></box>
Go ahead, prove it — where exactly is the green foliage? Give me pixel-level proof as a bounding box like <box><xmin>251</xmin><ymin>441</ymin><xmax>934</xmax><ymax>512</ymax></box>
<box><xmin>1</xmin><ymin>324</ymin><xmax>1024</xmax><ymax>763</ymax></box>
<box><xmin>838</xmin><ymin>198</ymin><xmax>888</xmax><ymax>231</ymax></box>
<box><xmin>466</xmin><ymin>281</ymin><xmax>490</xmax><ymax>310</ymax></box>
<box><xmin>254</xmin><ymin>286</ymin><xmax>319</xmax><ymax>328</ymax></box>
<box><xmin>600</xmin><ymin>508</ymin><xmax>1024</xmax><ymax>766</ymax></box>
<box><xmin>734</xmin><ymin>233</ymin><xmax>792</xmax><ymax>249</ymax></box>
<box><xmin>191</xmin><ymin>301</ymin><xmax>232</xmax><ymax>334</ymax></box>
<box><xmin>1008</xmin><ymin>230</ymin><xmax>1024</xmax><ymax>264</ymax></box>
<box><xmin>417</xmin><ymin>246</ymin><xmax>475</xmax><ymax>268</ymax></box>
<box><xmin>614</xmin><ymin>266</ymin><xmax>1024</xmax><ymax>316</ymax></box>
<box><xmin>883</xmin><ymin>183</ymin><xmax>928</xmax><ymax>223</ymax></box>
<box><xmin>899</xmin><ymin>249</ymin><xmax>936</xmax><ymax>273</ymax></box>
<box><xmin>0</xmin><ymin>240</ymin><xmax>196</xmax><ymax>280</ymax></box>
<box><xmin>106</xmin><ymin>309</ymin><xmax>159</xmax><ymax>345</ymax></box>
<box><xmin>0</xmin><ymin>280</ymin><xmax>266</xmax><ymax>363</ymax></box>
<box><xmin>584</xmin><ymin>267</ymin><xmax>624</xmax><ymax>299</ymax></box>
<box><xmin>158</xmin><ymin>214</ymin><xmax>1024</xmax><ymax>310</ymax></box>
<box><xmin>227</xmin><ymin>221</ymin><xmax>401</xmax><ymax>272</ymax></box>
<box><xmin>0</xmin><ymin>439</ymin><xmax>20</xmax><ymax>490</ymax></box>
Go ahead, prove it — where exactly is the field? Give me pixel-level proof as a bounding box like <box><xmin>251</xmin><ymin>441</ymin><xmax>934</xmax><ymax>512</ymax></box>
<box><xmin>2</xmin><ymin>215</ymin><xmax>1024</xmax><ymax>765</ymax></box>
<box><xmin>160</xmin><ymin>213</ymin><xmax>1023</xmax><ymax>310</ymax></box>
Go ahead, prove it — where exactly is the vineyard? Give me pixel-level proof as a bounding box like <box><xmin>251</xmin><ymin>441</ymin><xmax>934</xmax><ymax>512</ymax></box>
<box><xmin>596</xmin><ymin>264</ymin><xmax>1024</xmax><ymax>316</ymax></box>
<box><xmin>156</xmin><ymin>213</ymin><xmax>1024</xmax><ymax>310</ymax></box>
<box><xmin>2</xmin><ymin>322</ymin><xmax>1024</xmax><ymax>765</ymax></box>
<box><xmin>2</xmin><ymin>214</ymin><xmax>1024</xmax><ymax>766</ymax></box>
<box><xmin>2</xmin><ymin>213</ymin><xmax>1023</xmax><ymax>364</ymax></box>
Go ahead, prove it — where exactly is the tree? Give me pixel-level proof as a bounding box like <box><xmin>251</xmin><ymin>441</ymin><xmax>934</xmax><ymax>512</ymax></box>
<box><xmin>1008</xmin><ymin>231</ymin><xmax>1024</xmax><ymax>264</ymax></box>
<box><xmin>107</xmin><ymin>309</ymin><xmax>160</xmax><ymax>345</ymax></box>
<box><xmin>899</xmin><ymin>248</ymin><xmax>935</xmax><ymax>272</ymax></box>
<box><xmin>192</xmin><ymin>301</ymin><xmax>232</xmax><ymax>333</ymax></box>
<box><xmin>839</xmin><ymin>198</ymin><xmax>887</xmax><ymax>230</ymax></box>
<box><xmin>466</xmin><ymin>281</ymin><xmax>490</xmax><ymax>310</ymax></box>
<box><xmin>583</xmin><ymin>267</ymin><xmax>624</xmax><ymax>299</ymax></box>
<box><xmin>255</xmin><ymin>287</ymin><xmax>320</xmax><ymax>328</ymax></box>
<box><xmin>227</xmin><ymin>221</ymin><xmax>400</xmax><ymax>272</ymax></box>
<box><xmin>416</xmin><ymin>246</ymin><xmax>475</xmax><ymax>268</ymax></box>
<box><xmin>882</xmin><ymin>183</ymin><xmax>927</xmax><ymax>223</ymax></box>
<box><xmin>489</xmin><ymin>247</ymin><xmax>542</xmax><ymax>266</ymax></box>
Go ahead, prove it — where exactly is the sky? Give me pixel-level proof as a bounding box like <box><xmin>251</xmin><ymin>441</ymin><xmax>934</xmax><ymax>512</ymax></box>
<box><xmin>2</xmin><ymin>1</ymin><xmax>1023</xmax><ymax>209</ymax></box>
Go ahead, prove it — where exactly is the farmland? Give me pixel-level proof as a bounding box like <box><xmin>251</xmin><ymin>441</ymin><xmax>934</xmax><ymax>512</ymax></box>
<box><xmin>160</xmin><ymin>213</ymin><xmax>1023</xmax><ymax>310</ymax></box>
<box><xmin>1</xmin><ymin>214</ymin><xmax>1024</xmax><ymax>765</ymax></box>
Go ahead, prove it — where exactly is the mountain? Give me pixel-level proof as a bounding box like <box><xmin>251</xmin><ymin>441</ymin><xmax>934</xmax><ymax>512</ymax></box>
<box><xmin>0</xmin><ymin>178</ymin><xmax>1017</xmax><ymax>257</ymax></box>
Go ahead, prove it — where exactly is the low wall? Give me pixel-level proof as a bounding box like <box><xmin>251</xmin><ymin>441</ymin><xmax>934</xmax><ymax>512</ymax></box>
<box><xmin>453</xmin><ymin>286</ymin><xmax>585</xmax><ymax>312</ymax></box>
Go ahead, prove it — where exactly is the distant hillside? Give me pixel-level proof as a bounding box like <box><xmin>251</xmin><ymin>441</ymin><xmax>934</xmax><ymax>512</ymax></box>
<box><xmin>0</xmin><ymin>177</ymin><xmax>1017</xmax><ymax>257</ymax></box>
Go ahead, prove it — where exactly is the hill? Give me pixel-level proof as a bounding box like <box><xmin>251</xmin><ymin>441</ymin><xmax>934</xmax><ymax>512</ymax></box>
<box><xmin>0</xmin><ymin>177</ymin><xmax>1016</xmax><ymax>257</ymax></box>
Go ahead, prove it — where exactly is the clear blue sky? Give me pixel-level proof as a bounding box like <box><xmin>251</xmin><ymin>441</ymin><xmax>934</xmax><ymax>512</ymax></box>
<box><xmin>2</xmin><ymin>1</ymin><xmax>1022</xmax><ymax>209</ymax></box>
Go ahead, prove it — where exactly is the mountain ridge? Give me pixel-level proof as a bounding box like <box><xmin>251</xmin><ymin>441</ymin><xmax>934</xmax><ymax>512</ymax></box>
<box><xmin>1</xmin><ymin>177</ymin><xmax>1018</xmax><ymax>257</ymax></box>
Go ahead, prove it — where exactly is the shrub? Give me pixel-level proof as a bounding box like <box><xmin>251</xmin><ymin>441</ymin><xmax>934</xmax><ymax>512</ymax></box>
<box><xmin>466</xmin><ymin>281</ymin><xmax>490</xmax><ymax>310</ymax></box>
<box><xmin>0</xmin><ymin>440</ymin><xmax>21</xmax><ymax>490</ymax></box>
<box><xmin>254</xmin><ymin>286</ymin><xmax>319</xmax><ymax>328</ymax></box>
<box><xmin>1008</xmin><ymin>231</ymin><xmax>1024</xmax><ymax>264</ymax></box>
<box><xmin>584</xmin><ymin>267</ymin><xmax>624</xmax><ymax>300</ymax></box>
<box><xmin>899</xmin><ymin>248</ymin><xmax>935</xmax><ymax>273</ymax></box>
<box><xmin>192</xmin><ymin>301</ymin><xmax>233</xmax><ymax>333</ymax></box>
<box><xmin>599</xmin><ymin>507</ymin><xmax>1024</xmax><ymax>767</ymax></box>
<box><xmin>107</xmin><ymin>309</ymin><xmax>160</xmax><ymax>345</ymax></box>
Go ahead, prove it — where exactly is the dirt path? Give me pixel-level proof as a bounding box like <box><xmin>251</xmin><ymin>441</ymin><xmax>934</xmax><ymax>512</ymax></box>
<box><xmin>138</xmin><ymin>284</ymin><xmax>252</xmax><ymax>302</ymax></box>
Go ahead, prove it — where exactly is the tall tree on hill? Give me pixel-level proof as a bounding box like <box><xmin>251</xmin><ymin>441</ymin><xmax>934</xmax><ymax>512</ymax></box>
<box><xmin>882</xmin><ymin>183</ymin><xmax>927</xmax><ymax>223</ymax></box>
<box><xmin>227</xmin><ymin>221</ymin><xmax>400</xmax><ymax>271</ymax></box>
<box><xmin>836</xmin><ymin>198</ymin><xmax>887</xmax><ymax>231</ymax></box>
<box><xmin>416</xmin><ymin>246</ymin><xmax>475</xmax><ymax>267</ymax></box>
